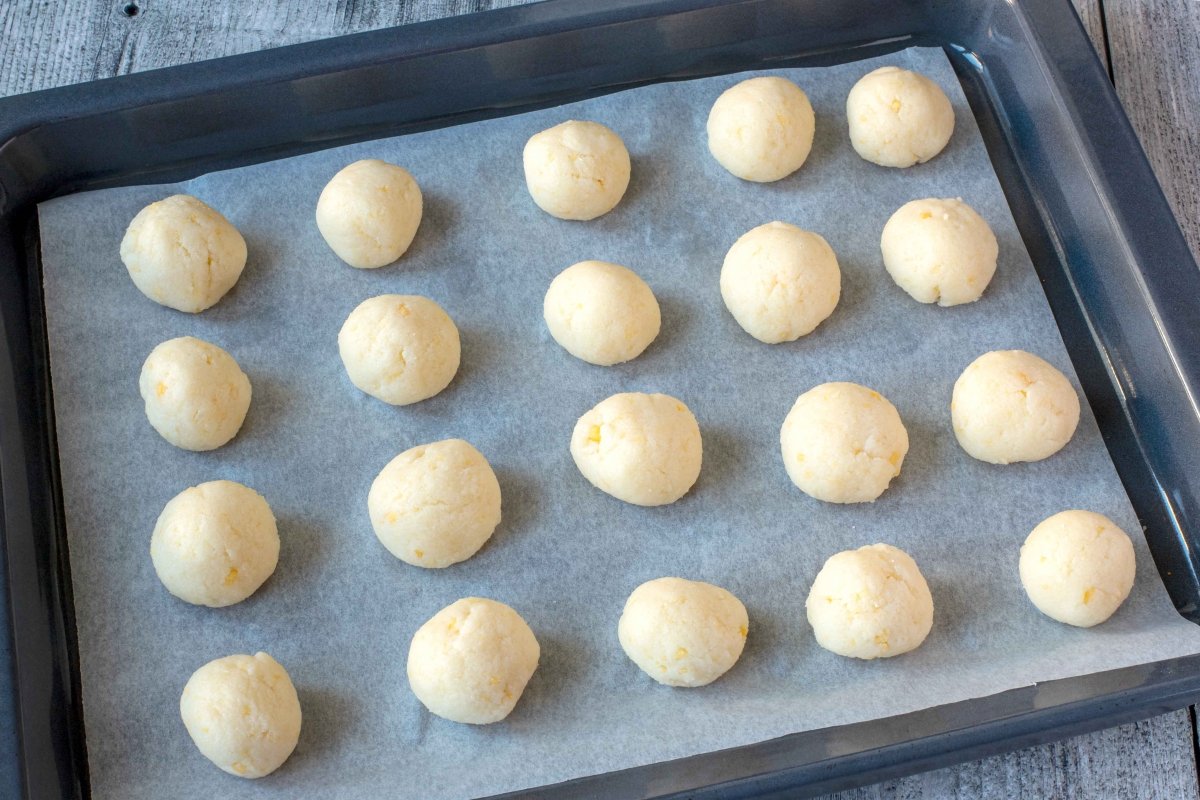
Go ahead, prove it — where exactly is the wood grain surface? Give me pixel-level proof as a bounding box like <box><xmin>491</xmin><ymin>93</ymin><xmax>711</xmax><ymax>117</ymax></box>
<box><xmin>1105</xmin><ymin>0</ymin><xmax>1200</xmax><ymax>259</ymax></box>
<box><xmin>1</xmin><ymin>1</ymin><xmax>1197</xmax><ymax>798</ymax></box>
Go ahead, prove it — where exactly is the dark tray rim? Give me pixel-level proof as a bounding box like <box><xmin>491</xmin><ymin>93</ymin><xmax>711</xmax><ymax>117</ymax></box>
<box><xmin>3</xmin><ymin>1</ymin><xmax>1200</xmax><ymax>798</ymax></box>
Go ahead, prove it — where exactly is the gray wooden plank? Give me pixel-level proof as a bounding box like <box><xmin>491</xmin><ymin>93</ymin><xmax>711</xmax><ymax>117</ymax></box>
<box><xmin>0</xmin><ymin>2</ymin><xmax>1198</xmax><ymax>799</ymax></box>
<box><xmin>1105</xmin><ymin>0</ymin><xmax>1200</xmax><ymax>261</ymax></box>
<box><xmin>1070</xmin><ymin>0</ymin><xmax>1110</xmax><ymax>70</ymax></box>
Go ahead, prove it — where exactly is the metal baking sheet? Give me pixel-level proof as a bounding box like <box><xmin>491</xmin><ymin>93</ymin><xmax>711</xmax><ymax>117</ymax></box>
<box><xmin>35</xmin><ymin>45</ymin><xmax>1200</xmax><ymax>799</ymax></box>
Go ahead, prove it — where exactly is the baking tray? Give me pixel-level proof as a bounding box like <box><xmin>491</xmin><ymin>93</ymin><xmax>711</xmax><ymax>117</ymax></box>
<box><xmin>2</xmin><ymin>0</ymin><xmax>1200</xmax><ymax>797</ymax></box>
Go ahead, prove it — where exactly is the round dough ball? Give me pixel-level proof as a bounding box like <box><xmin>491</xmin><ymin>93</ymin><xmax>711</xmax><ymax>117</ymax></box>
<box><xmin>315</xmin><ymin>159</ymin><xmax>423</xmax><ymax>269</ymax></box>
<box><xmin>139</xmin><ymin>336</ymin><xmax>251</xmax><ymax>451</ymax></box>
<box><xmin>120</xmin><ymin>194</ymin><xmax>247</xmax><ymax>314</ymax></box>
<box><xmin>880</xmin><ymin>198</ymin><xmax>998</xmax><ymax>306</ymax></box>
<box><xmin>618</xmin><ymin>577</ymin><xmax>749</xmax><ymax>687</ymax></box>
<box><xmin>846</xmin><ymin>66</ymin><xmax>954</xmax><ymax>168</ymax></box>
<box><xmin>570</xmin><ymin>392</ymin><xmax>702</xmax><ymax>507</ymax></box>
<box><xmin>407</xmin><ymin>597</ymin><xmax>540</xmax><ymax>724</ymax></box>
<box><xmin>543</xmin><ymin>260</ymin><xmax>661</xmax><ymax>365</ymax></box>
<box><xmin>806</xmin><ymin>543</ymin><xmax>933</xmax><ymax>659</ymax></box>
<box><xmin>523</xmin><ymin>120</ymin><xmax>631</xmax><ymax>220</ymax></box>
<box><xmin>180</xmin><ymin>652</ymin><xmax>302</xmax><ymax>778</ymax></box>
<box><xmin>720</xmin><ymin>222</ymin><xmax>841</xmax><ymax>343</ymax></box>
<box><xmin>368</xmin><ymin>439</ymin><xmax>501</xmax><ymax>568</ymax></box>
<box><xmin>951</xmin><ymin>350</ymin><xmax>1081</xmax><ymax>464</ymax></box>
<box><xmin>707</xmin><ymin>76</ymin><xmax>816</xmax><ymax>183</ymax></box>
<box><xmin>151</xmin><ymin>480</ymin><xmax>279</xmax><ymax>607</ymax></box>
<box><xmin>780</xmin><ymin>382</ymin><xmax>908</xmax><ymax>504</ymax></box>
<box><xmin>1020</xmin><ymin>510</ymin><xmax>1136</xmax><ymax>627</ymax></box>
<box><xmin>338</xmin><ymin>294</ymin><xmax>460</xmax><ymax>405</ymax></box>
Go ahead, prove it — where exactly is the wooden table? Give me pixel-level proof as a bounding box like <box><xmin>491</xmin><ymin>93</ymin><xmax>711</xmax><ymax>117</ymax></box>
<box><xmin>3</xmin><ymin>1</ymin><xmax>1198</xmax><ymax>796</ymax></box>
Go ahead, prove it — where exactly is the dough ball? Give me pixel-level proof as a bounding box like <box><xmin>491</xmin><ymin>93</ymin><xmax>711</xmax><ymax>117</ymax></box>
<box><xmin>846</xmin><ymin>66</ymin><xmax>954</xmax><ymax>168</ymax></box>
<box><xmin>880</xmin><ymin>198</ymin><xmax>998</xmax><ymax>306</ymax></box>
<box><xmin>806</xmin><ymin>543</ymin><xmax>933</xmax><ymax>659</ymax></box>
<box><xmin>338</xmin><ymin>294</ymin><xmax>460</xmax><ymax>405</ymax></box>
<box><xmin>151</xmin><ymin>480</ymin><xmax>279</xmax><ymax>607</ymax></box>
<box><xmin>1020</xmin><ymin>510</ymin><xmax>1136</xmax><ymax>627</ymax></box>
<box><xmin>523</xmin><ymin>120</ymin><xmax>631</xmax><ymax>220</ymax></box>
<box><xmin>407</xmin><ymin>597</ymin><xmax>540</xmax><ymax>724</ymax></box>
<box><xmin>952</xmin><ymin>350</ymin><xmax>1081</xmax><ymax>464</ymax></box>
<box><xmin>570</xmin><ymin>392</ymin><xmax>702</xmax><ymax>506</ymax></box>
<box><xmin>180</xmin><ymin>652</ymin><xmax>302</xmax><ymax>778</ymax></box>
<box><xmin>618</xmin><ymin>577</ymin><xmax>749</xmax><ymax>687</ymax></box>
<box><xmin>368</xmin><ymin>439</ymin><xmax>502</xmax><ymax>568</ymax></box>
<box><xmin>720</xmin><ymin>222</ymin><xmax>841</xmax><ymax>343</ymax></box>
<box><xmin>707</xmin><ymin>76</ymin><xmax>815</xmax><ymax>183</ymax></box>
<box><xmin>315</xmin><ymin>159</ymin><xmax>423</xmax><ymax>269</ymax></box>
<box><xmin>139</xmin><ymin>336</ymin><xmax>251</xmax><ymax>451</ymax></box>
<box><xmin>543</xmin><ymin>260</ymin><xmax>661</xmax><ymax>365</ymax></box>
<box><xmin>120</xmin><ymin>194</ymin><xmax>247</xmax><ymax>313</ymax></box>
<box><xmin>780</xmin><ymin>382</ymin><xmax>908</xmax><ymax>504</ymax></box>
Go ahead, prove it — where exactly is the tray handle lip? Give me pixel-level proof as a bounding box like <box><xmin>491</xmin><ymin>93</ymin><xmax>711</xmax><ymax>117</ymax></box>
<box><xmin>490</xmin><ymin>652</ymin><xmax>1200</xmax><ymax>799</ymax></box>
<box><xmin>0</xmin><ymin>210</ymin><xmax>88</xmax><ymax>800</ymax></box>
<box><xmin>1002</xmin><ymin>0</ymin><xmax>1200</xmax><ymax>598</ymax></box>
<box><xmin>1010</xmin><ymin>0</ymin><xmax>1200</xmax><ymax>401</ymax></box>
<box><xmin>0</xmin><ymin>0</ymin><xmax>747</xmax><ymax>148</ymax></box>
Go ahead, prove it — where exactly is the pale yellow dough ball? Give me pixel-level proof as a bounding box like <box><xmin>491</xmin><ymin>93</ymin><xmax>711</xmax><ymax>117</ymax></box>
<box><xmin>618</xmin><ymin>577</ymin><xmax>749</xmax><ymax>687</ymax></box>
<box><xmin>120</xmin><ymin>194</ymin><xmax>247</xmax><ymax>313</ymax></box>
<box><xmin>952</xmin><ymin>350</ymin><xmax>1081</xmax><ymax>464</ymax></box>
<box><xmin>523</xmin><ymin>120</ymin><xmax>631</xmax><ymax>220</ymax></box>
<box><xmin>139</xmin><ymin>336</ymin><xmax>251</xmax><ymax>451</ymax></box>
<box><xmin>570</xmin><ymin>392</ymin><xmax>703</xmax><ymax>507</ymax></box>
<box><xmin>315</xmin><ymin>159</ymin><xmax>423</xmax><ymax>268</ymax></box>
<box><xmin>881</xmin><ymin>198</ymin><xmax>998</xmax><ymax>306</ymax></box>
<box><xmin>780</xmin><ymin>382</ymin><xmax>908</xmax><ymax>504</ymax></box>
<box><xmin>806</xmin><ymin>543</ymin><xmax>934</xmax><ymax>659</ymax></box>
<box><xmin>407</xmin><ymin>597</ymin><xmax>540</xmax><ymax>725</ymax></box>
<box><xmin>368</xmin><ymin>439</ymin><xmax>502</xmax><ymax>568</ymax></box>
<box><xmin>151</xmin><ymin>480</ymin><xmax>278</xmax><ymax>607</ymax></box>
<box><xmin>846</xmin><ymin>66</ymin><xmax>954</xmax><ymax>168</ymax></box>
<box><xmin>180</xmin><ymin>652</ymin><xmax>302</xmax><ymax>779</ymax></box>
<box><xmin>1020</xmin><ymin>510</ymin><xmax>1136</xmax><ymax>627</ymax></box>
<box><xmin>707</xmin><ymin>76</ymin><xmax>815</xmax><ymax>182</ymax></box>
<box><xmin>337</xmin><ymin>294</ymin><xmax>460</xmax><ymax>405</ymax></box>
<box><xmin>720</xmin><ymin>222</ymin><xmax>841</xmax><ymax>343</ymax></box>
<box><xmin>543</xmin><ymin>260</ymin><xmax>661</xmax><ymax>365</ymax></box>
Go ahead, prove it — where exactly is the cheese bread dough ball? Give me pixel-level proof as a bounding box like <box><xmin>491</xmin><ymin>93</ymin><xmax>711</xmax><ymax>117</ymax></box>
<box><xmin>407</xmin><ymin>597</ymin><xmax>540</xmax><ymax>724</ymax></box>
<box><xmin>806</xmin><ymin>543</ymin><xmax>933</xmax><ymax>659</ymax></box>
<box><xmin>368</xmin><ymin>439</ymin><xmax>501</xmax><ymax>568</ymax></box>
<box><xmin>1020</xmin><ymin>510</ymin><xmax>1136</xmax><ymax>627</ymax></box>
<box><xmin>180</xmin><ymin>652</ymin><xmax>302</xmax><ymax>778</ymax></box>
<box><xmin>720</xmin><ymin>222</ymin><xmax>841</xmax><ymax>343</ymax></box>
<box><xmin>846</xmin><ymin>66</ymin><xmax>954</xmax><ymax>168</ymax></box>
<box><xmin>952</xmin><ymin>350</ymin><xmax>1081</xmax><ymax>464</ymax></box>
<box><xmin>570</xmin><ymin>392</ymin><xmax>702</xmax><ymax>506</ymax></box>
<box><xmin>881</xmin><ymin>198</ymin><xmax>998</xmax><ymax>306</ymax></box>
<box><xmin>315</xmin><ymin>159</ymin><xmax>423</xmax><ymax>269</ymax></box>
<box><xmin>618</xmin><ymin>577</ymin><xmax>749</xmax><ymax>687</ymax></box>
<box><xmin>543</xmin><ymin>260</ymin><xmax>661</xmax><ymax>365</ymax></box>
<box><xmin>338</xmin><ymin>294</ymin><xmax>460</xmax><ymax>405</ymax></box>
<box><xmin>151</xmin><ymin>481</ymin><xmax>279</xmax><ymax>607</ymax></box>
<box><xmin>120</xmin><ymin>195</ymin><xmax>247</xmax><ymax>313</ymax></box>
<box><xmin>706</xmin><ymin>76</ymin><xmax>816</xmax><ymax>182</ymax></box>
<box><xmin>523</xmin><ymin>120</ymin><xmax>631</xmax><ymax>220</ymax></box>
<box><xmin>780</xmin><ymin>382</ymin><xmax>908</xmax><ymax>504</ymax></box>
<box><xmin>139</xmin><ymin>336</ymin><xmax>252</xmax><ymax>451</ymax></box>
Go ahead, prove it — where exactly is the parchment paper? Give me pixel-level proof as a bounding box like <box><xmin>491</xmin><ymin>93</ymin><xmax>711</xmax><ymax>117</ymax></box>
<box><xmin>38</xmin><ymin>47</ymin><xmax>1200</xmax><ymax>799</ymax></box>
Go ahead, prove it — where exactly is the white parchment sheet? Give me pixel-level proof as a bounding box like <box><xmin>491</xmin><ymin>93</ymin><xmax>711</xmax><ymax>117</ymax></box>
<box><xmin>37</xmin><ymin>47</ymin><xmax>1200</xmax><ymax>799</ymax></box>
